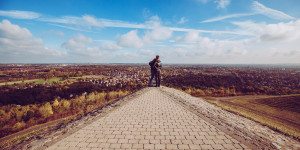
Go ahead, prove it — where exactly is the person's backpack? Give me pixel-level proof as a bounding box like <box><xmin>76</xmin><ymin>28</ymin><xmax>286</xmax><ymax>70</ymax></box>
<box><xmin>149</xmin><ymin>59</ymin><xmax>156</xmax><ymax>68</ymax></box>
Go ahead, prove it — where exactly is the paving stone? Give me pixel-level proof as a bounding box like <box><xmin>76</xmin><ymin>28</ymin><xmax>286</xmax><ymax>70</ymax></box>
<box><xmin>201</xmin><ymin>144</ymin><xmax>213</xmax><ymax>149</ymax></box>
<box><xmin>46</xmin><ymin>88</ymin><xmax>248</xmax><ymax>150</ymax></box>
<box><xmin>97</xmin><ymin>143</ymin><xmax>110</xmax><ymax>148</ymax></box>
<box><xmin>144</xmin><ymin>144</ymin><xmax>154</xmax><ymax>149</ymax></box>
<box><xmin>76</xmin><ymin>142</ymin><xmax>89</xmax><ymax>148</ymax></box>
<box><xmin>66</xmin><ymin>141</ymin><xmax>79</xmax><ymax>147</ymax></box>
<box><xmin>178</xmin><ymin>144</ymin><xmax>189</xmax><ymax>149</ymax></box>
<box><xmin>87</xmin><ymin>143</ymin><xmax>99</xmax><ymax>148</ymax></box>
<box><xmin>167</xmin><ymin>144</ymin><xmax>178</xmax><ymax>149</ymax></box>
<box><xmin>222</xmin><ymin>143</ymin><xmax>236</xmax><ymax>149</ymax></box>
<box><xmin>110</xmin><ymin>143</ymin><xmax>121</xmax><ymax>149</ymax></box>
<box><xmin>132</xmin><ymin>143</ymin><xmax>143</xmax><ymax>149</ymax></box>
<box><xmin>118</xmin><ymin>139</ymin><xmax>129</xmax><ymax>144</ymax></box>
<box><xmin>188</xmin><ymin>144</ymin><xmax>201</xmax><ymax>149</ymax></box>
<box><xmin>86</xmin><ymin>138</ymin><xmax>98</xmax><ymax>143</ymax></box>
<box><xmin>211</xmin><ymin>144</ymin><xmax>224</xmax><ymax>149</ymax></box>
<box><xmin>154</xmin><ymin>143</ymin><xmax>165</xmax><ymax>149</ymax></box>
<box><xmin>121</xmin><ymin>143</ymin><xmax>132</xmax><ymax>149</ymax></box>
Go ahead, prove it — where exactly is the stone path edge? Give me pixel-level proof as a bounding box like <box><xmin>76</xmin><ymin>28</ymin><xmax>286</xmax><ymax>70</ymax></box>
<box><xmin>157</xmin><ymin>87</ymin><xmax>260</xmax><ymax>149</ymax></box>
<box><xmin>35</xmin><ymin>87</ymin><xmax>152</xmax><ymax>150</ymax></box>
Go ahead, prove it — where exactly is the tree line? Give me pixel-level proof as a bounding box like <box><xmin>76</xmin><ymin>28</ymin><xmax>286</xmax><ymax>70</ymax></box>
<box><xmin>163</xmin><ymin>72</ymin><xmax>300</xmax><ymax>97</ymax></box>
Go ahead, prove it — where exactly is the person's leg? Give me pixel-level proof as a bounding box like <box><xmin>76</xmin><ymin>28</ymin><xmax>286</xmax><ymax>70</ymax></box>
<box><xmin>149</xmin><ymin>69</ymin><xmax>155</xmax><ymax>86</ymax></box>
<box><xmin>155</xmin><ymin>71</ymin><xmax>160</xmax><ymax>87</ymax></box>
<box><xmin>157</xmin><ymin>71</ymin><xmax>161</xmax><ymax>87</ymax></box>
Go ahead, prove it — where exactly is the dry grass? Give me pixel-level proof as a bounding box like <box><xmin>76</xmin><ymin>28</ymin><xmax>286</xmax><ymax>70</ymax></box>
<box><xmin>204</xmin><ymin>95</ymin><xmax>300</xmax><ymax>139</ymax></box>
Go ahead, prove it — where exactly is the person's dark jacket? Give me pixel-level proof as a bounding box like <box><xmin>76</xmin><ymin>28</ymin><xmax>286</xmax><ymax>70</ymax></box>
<box><xmin>149</xmin><ymin>59</ymin><xmax>156</xmax><ymax>70</ymax></box>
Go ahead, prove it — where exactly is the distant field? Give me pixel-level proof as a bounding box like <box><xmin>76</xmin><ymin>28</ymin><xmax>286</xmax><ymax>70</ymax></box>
<box><xmin>0</xmin><ymin>77</ymin><xmax>79</xmax><ymax>86</ymax></box>
<box><xmin>204</xmin><ymin>95</ymin><xmax>300</xmax><ymax>139</ymax></box>
<box><xmin>0</xmin><ymin>79</ymin><xmax>44</xmax><ymax>86</ymax></box>
<box><xmin>83</xmin><ymin>75</ymin><xmax>106</xmax><ymax>79</ymax></box>
<box><xmin>48</xmin><ymin>77</ymin><xmax>61</xmax><ymax>83</ymax></box>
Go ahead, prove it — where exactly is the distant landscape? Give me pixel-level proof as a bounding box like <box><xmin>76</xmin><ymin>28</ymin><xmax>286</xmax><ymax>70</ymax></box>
<box><xmin>0</xmin><ymin>64</ymin><xmax>299</xmax><ymax>139</ymax></box>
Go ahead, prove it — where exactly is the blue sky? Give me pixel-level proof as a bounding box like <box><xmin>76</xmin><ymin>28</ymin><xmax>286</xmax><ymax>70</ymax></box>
<box><xmin>0</xmin><ymin>0</ymin><xmax>300</xmax><ymax>64</ymax></box>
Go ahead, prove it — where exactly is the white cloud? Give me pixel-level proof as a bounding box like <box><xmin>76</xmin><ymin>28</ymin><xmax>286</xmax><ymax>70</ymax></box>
<box><xmin>0</xmin><ymin>19</ymin><xmax>32</xmax><ymax>39</ymax></box>
<box><xmin>232</xmin><ymin>20</ymin><xmax>300</xmax><ymax>42</ymax></box>
<box><xmin>62</xmin><ymin>34</ymin><xmax>103</xmax><ymax>56</ymax></box>
<box><xmin>145</xmin><ymin>15</ymin><xmax>161</xmax><ymax>27</ymax></box>
<box><xmin>82</xmin><ymin>15</ymin><xmax>102</xmax><ymax>27</ymax></box>
<box><xmin>215</xmin><ymin>0</ymin><xmax>230</xmax><ymax>9</ymax></box>
<box><xmin>260</xmin><ymin>21</ymin><xmax>300</xmax><ymax>42</ymax></box>
<box><xmin>49</xmin><ymin>23</ymin><xmax>98</xmax><ymax>33</ymax></box>
<box><xmin>284</xmin><ymin>50</ymin><xmax>300</xmax><ymax>56</ymax></box>
<box><xmin>139</xmin><ymin>49</ymin><xmax>155</xmax><ymax>56</ymax></box>
<box><xmin>42</xmin><ymin>13</ymin><xmax>245</xmax><ymax>35</ymax></box>
<box><xmin>227</xmin><ymin>20</ymin><xmax>300</xmax><ymax>63</ymax></box>
<box><xmin>143</xmin><ymin>26</ymin><xmax>173</xmax><ymax>44</ymax></box>
<box><xmin>202</xmin><ymin>1</ymin><xmax>294</xmax><ymax>23</ymax></box>
<box><xmin>197</xmin><ymin>0</ymin><xmax>230</xmax><ymax>9</ymax></box>
<box><xmin>0</xmin><ymin>10</ymin><xmax>41</xmax><ymax>19</ymax></box>
<box><xmin>42</xmin><ymin>30</ymin><xmax>65</xmax><ymax>38</ymax></box>
<box><xmin>101</xmin><ymin>42</ymin><xmax>122</xmax><ymax>50</ymax></box>
<box><xmin>201</xmin><ymin>13</ymin><xmax>255</xmax><ymax>23</ymax></box>
<box><xmin>226</xmin><ymin>47</ymin><xmax>247</xmax><ymax>55</ymax></box>
<box><xmin>118</xmin><ymin>30</ymin><xmax>144</xmax><ymax>48</ymax></box>
<box><xmin>0</xmin><ymin>20</ymin><xmax>61</xmax><ymax>58</ymax></box>
<box><xmin>62</xmin><ymin>34</ymin><xmax>93</xmax><ymax>50</ymax></box>
<box><xmin>178</xmin><ymin>17</ymin><xmax>187</xmax><ymax>24</ymax></box>
<box><xmin>184</xmin><ymin>32</ymin><xmax>201</xmax><ymax>43</ymax></box>
<box><xmin>0</xmin><ymin>10</ymin><xmax>253</xmax><ymax>36</ymax></box>
<box><xmin>175</xmin><ymin>31</ymin><xmax>248</xmax><ymax>58</ymax></box>
<box><xmin>42</xmin><ymin>15</ymin><xmax>146</xmax><ymax>30</ymax></box>
<box><xmin>252</xmin><ymin>1</ymin><xmax>294</xmax><ymax>20</ymax></box>
<box><xmin>197</xmin><ymin>0</ymin><xmax>210</xmax><ymax>3</ymax></box>
<box><xmin>118</xmin><ymin>16</ymin><xmax>173</xmax><ymax>48</ymax></box>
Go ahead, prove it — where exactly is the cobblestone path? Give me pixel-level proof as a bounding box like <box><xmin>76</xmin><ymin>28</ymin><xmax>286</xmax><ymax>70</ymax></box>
<box><xmin>46</xmin><ymin>88</ymin><xmax>249</xmax><ymax>150</ymax></box>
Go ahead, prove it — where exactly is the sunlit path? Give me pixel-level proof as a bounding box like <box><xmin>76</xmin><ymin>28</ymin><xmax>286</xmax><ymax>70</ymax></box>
<box><xmin>46</xmin><ymin>88</ymin><xmax>248</xmax><ymax>150</ymax></box>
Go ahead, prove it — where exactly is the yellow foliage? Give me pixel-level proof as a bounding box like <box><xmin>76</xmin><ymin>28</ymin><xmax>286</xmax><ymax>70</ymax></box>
<box><xmin>95</xmin><ymin>92</ymin><xmax>106</xmax><ymax>104</ymax></box>
<box><xmin>62</xmin><ymin>100</ymin><xmax>71</xmax><ymax>110</ymax></box>
<box><xmin>53</xmin><ymin>99</ymin><xmax>59</xmax><ymax>107</ymax></box>
<box><xmin>87</xmin><ymin>92</ymin><xmax>97</xmax><ymax>103</ymax></box>
<box><xmin>194</xmin><ymin>89</ymin><xmax>206</xmax><ymax>96</ymax></box>
<box><xmin>98</xmin><ymin>92</ymin><xmax>106</xmax><ymax>100</ymax></box>
<box><xmin>107</xmin><ymin>91</ymin><xmax>119</xmax><ymax>100</ymax></box>
<box><xmin>15</xmin><ymin>109</ymin><xmax>24</xmax><ymax>122</ymax></box>
<box><xmin>12</xmin><ymin>121</ymin><xmax>26</xmax><ymax>131</ymax></box>
<box><xmin>185</xmin><ymin>88</ymin><xmax>192</xmax><ymax>94</ymax></box>
<box><xmin>0</xmin><ymin>109</ymin><xmax>5</xmax><ymax>117</ymax></box>
<box><xmin>78</xmin><ymin>94</ymin><xmax>86</xmax><ymax>102</ymax></box>
<box><xmin>86</xmin><ymin>105</ymin><xmax>95</xmax><ymax>113</ymax></box>
<box><xmin>39</xmin><ymin>102</ymin><xmax>53</xmax><ymax>117</ymax></box>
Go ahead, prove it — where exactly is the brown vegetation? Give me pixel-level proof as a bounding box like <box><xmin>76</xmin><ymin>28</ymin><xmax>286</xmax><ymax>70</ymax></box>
<box><xmin>204</xmin><ymin>95</ymin><xmax>300</xmax><ymax>139</ymax></box>
<box><xmin>0</xmin><ymin>89</ymin><xmax>131</xmax><ymax>138</ymax></box>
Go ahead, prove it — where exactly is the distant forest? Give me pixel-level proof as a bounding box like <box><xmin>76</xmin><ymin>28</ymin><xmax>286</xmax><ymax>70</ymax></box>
<box><xmin>164</xmin><ymin>72</ymin><xmax>300</xmax><ymax>97</ymax></box>
<box><xmin>0</xmin><ymin>82</ymin><xmax>142</xmax><ymax>106</ymax></box>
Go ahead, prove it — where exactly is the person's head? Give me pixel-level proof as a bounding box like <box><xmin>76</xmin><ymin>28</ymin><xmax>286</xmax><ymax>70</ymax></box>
<box><xmin>156</xmin><ymin>55</ymin><xmax>159</xmax><ymax>59</ymax></box>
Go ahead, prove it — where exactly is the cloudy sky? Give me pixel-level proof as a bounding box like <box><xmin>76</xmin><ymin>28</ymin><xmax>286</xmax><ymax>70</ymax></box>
<box><xmin>0</xmin><ymin>0</ymin><xmax>300</xmax><ymax>64</ymax></box>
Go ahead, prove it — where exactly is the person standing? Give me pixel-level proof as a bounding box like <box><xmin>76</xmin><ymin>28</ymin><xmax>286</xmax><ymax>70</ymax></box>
<box><xmin>154</xmin><ymin>55</ymin><xmax>162</xmax><ymax>87</ymax></box>
<box><xmin>148</xmin><ymin>55</ymin><xmax>162</xmax><ymax>87</ymax></box>
<box><xmin>148</xmin><ymin>56</ymin><xmax>156</xmax><ymax>87</ymax></box>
